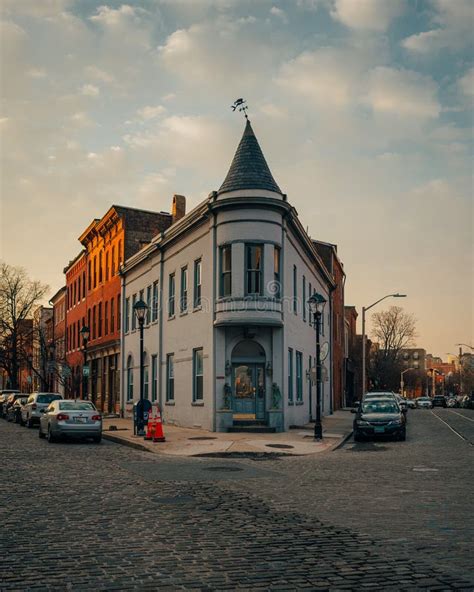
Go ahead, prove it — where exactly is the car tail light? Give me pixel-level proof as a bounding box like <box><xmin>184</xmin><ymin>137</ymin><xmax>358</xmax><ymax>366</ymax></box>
<box><xmin>32</xmin><ymin>404</ymin><xmax>37</xmax><ymax>410</ymax></box>
<box><xmin>56</xmin><ymin>413</ymin><xmax>69</xmax><ymax>421</ymax></box>
<box><xmin>91</xmin><ymin>415</ymin><xmax>101</xmax><ymax>421</ymax></box>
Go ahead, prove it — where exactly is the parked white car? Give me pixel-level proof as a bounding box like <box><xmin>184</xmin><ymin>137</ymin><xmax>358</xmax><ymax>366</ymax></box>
<box><xmin>21</xmin><ymin>392</ymin><xmax>63</xmax><ymax>427</ymax></box>
<box><xmin>39</xmin><ymin>400</ymin><xmax>102</xmax><ymax>443</ymax></box>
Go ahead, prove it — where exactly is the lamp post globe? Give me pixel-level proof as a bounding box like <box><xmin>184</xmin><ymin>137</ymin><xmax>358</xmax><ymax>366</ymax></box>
<box><xmin>133</xmin><ymin>300</ymin><xmax>149</xmax><ymax>436</ymax></box>
<box><xmin>80</xmin><ymin>325</ymin><xmax>90</xmax><ymax>400</ymax></box>
<box><xmin>308</xmin><ymin>292</ymin><xmax>327</xmax><ymax>440</ymax></box>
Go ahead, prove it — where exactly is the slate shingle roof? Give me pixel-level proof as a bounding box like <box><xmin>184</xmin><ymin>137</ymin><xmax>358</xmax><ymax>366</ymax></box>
<box><xmin>218</xmin><ymin>120</ymin><xmax>281</xmax><ymax>195</ymax></box>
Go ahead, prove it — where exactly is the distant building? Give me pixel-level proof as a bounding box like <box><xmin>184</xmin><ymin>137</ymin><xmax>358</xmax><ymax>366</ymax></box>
<box><xmin>400</xmin><ymin>348</ymin><xmax>426</xmax><ymax>398</ymax></box>
<box><xmin>32</xmin><ymin>306</ymin><xmax>53</xmax><ymax>392</ymax></box>
<box><xmin>344</xmin><ymin>306</ymin><xmax>358</xmax><ymax>406</ymax></box>
<box><xmin>49</xmin><ymin>286</ymin><xmax>66</xmax><ymax>395</ymax></box>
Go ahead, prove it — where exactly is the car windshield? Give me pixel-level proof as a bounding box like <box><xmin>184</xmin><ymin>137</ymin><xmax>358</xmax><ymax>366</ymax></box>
<box><xmin>417</xmin><ymin>398</ymin><xmax>430</xmax><ymax>401</ymax></box>
<box><xmin>37</xmin><ymin>394</ymin><xmax>62</xmax><ymax>404</ymax></box>
<box><xmin>364</xmin><ymin>393</ymin><xmax>394</xmax><ymax>399</ymax></box>
<box><xmin>362</xmin><ymin>401</ymin><xmax>400</xmax><ymax>414</ymax></box>
<box><xmin>59</xmin><ymin>402</ymin><xmax>95</xmax><ymax>411</ymax></box>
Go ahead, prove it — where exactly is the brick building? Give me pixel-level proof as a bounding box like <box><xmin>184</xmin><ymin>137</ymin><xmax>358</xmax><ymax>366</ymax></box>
<box><xmin>65</xmin><ymin>251</ymin><xmax>87</xmax><ymax>398</ymax></box>
<box><xmin>32</xmin><ymin>306</ymin><xmax>53</xmax><ymax>391</ymax></box>
<box><xmin>49</xmin><ymin>286</ymin><xmax>66</xmax><ymax>395</ymax></box>
<box><xmin>313</xmin><ymin>241</ymin><xmax>346</xmax><ymax>411</ymax></box>
<box><xmin>68</xmin><ymin>205</ymin><xmax>172</xmax><ymax>412</ymax></box>
<box><xmin>400</xmin><ymin>348</ymin><xmax>426</xmax><ymax>398</ymax></box>
<box><xmin>344</xmin><ymin>306</ymin><xmax>358</xmax><ymax>407</ymax></box>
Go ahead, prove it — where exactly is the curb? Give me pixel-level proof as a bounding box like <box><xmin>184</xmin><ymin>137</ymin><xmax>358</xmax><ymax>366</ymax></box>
<box><xmin>331</xmin><ymin>430</ymin><xmax>353</xmax><ymax>451</ymax></box>
<box><xmin>103</xmin><ymin>432</ymin><xmax>154</xmax><ymax>454</ymax></box>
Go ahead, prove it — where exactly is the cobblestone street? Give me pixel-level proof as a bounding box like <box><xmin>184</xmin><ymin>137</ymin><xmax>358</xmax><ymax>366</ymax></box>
<box><xmin>1</xmin><ymin>410</ymin><xmax>473</xmax><ymax>591</ymax></box>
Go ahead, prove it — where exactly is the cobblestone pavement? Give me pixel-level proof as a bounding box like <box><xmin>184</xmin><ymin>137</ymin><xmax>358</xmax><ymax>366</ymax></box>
<box><xmin>0</xmin><ymin>410</ymin><xmax>473</xmax><ymax>591</ymax></box>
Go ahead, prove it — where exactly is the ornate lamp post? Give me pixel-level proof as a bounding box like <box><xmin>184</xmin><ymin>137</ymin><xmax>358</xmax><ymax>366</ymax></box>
<box><xmin>80</xmin><ymin>325</ymin><xmax>90</xmax><ymax>400</ymax></box>
<box><xmin>361</xmin><ymin>293</ymin><xmax>406</xmax><ymax>397</ymax></box>
<box><xmin>308</xmin><ymin>292</ymin><xmax>327</xmax><ymax>440</ymax></box>
<box><xmin>134</xmin><ymin>299</ymin><xmax>149</xmax><ymax>436</ymax></box>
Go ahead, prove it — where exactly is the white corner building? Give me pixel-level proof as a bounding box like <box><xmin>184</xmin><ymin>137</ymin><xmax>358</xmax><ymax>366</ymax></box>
<box><xmin>121</xmin><ymin>120</ymin><xmax>335</xmax><ymax>432</ymax></box>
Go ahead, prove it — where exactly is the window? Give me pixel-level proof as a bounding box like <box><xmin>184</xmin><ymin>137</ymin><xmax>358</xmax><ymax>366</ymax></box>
<box><xmin>146</xmin><ymin>285</ymin><xmax>152</xmax><ymax>324</ymax></box>
<box><xmin>98</xmin><ymin>302</ymin><xmax>102</xmax><ymax>338</ymax></box>
<box><xmin>92</xmin><ymin>306</ymin><xmax>96</xmax><ymax>339</ymax></box>
<box><xmin>296</xmin><ymin>351</ymin><xmax>303</xmax><ymax>402</ymax></box>
<box><xmin>308</xmin><ymin>282</ymin><xmax>312</xmax><ymax>326</ymax></box>
<box><xmin>125</xmin><ymin>297</ymin><xmax>130</xmax><ymax>333</ymax></box>
<box><xmin>82</xmin><ymin>272</ymin><xmax>86</xmax><ymax>298</ymax></box>
<box><xmin>73</xmin><ymin>281</ymin><xmax>76</xmax><ymax>305</ymax></box>
<box><xmin>111</xmin><ymin>246</ymin><xmax>116</xmax><ymax>276</ymax></box>
<box><xmin>77</xmin><ymin>276</ymin><xmax>81</xmax><ymax>302</ymax></box>
<box><xmin>180</xmin><ymin>267</ymin><xmax>188</xmax><ymax>313</ymax></box>
<box><xmin>127</xmin><ymin>356</ymin><xmax>134</xmax><ymax>401</ymax></box>
<box><xmin>246</xmin><ymin>245</ymin><xmax>262</xmax><ymax>295</ymax></box>
<box><xmin>293</xmin><ymin>265</ymin><xmax>297</xmax><ymax>314</ymax></box>
<box><xmin>274</xmin><ymin>246</ymin><xmax>281</xmax><ymax>298</ymax></box>
<box><xmin>104</xmin><ymin>301</ymin><xmax>109</xmax><ymax>336</ymax></box>
<box><xmin>220</xmin><ymin>245</ymin><xmax>232</xmax><ymax>297</ymax></box>
<box><xmin>93</xmin><ymin>256</ymin><xmax>97</xmax><ymax>289</ymax></box>
<box><xmin>193</xmin><ymin>348</ymin><xmax>204</xmax><ymax>401</ymax></box>
<box><xmin>87</xmin><ymin>308</ymin><xmax>91</xmax><ymax>335</ymax></box>
<box><xmin>117</xmin><ymin>295</ymin><xmax>121</xmax><ymax>332</ymax></box>
<box><xmin>303</xmin><ymin>276</ymin><xmax>306</xmax><ymax>322</ymax></box>
<box><xmin>118</xmin><ymin>239</ymin><xmax>123</xmax><ymax>266</ymax></box>
<box><xmin>105</xmin><ymin>251</ymin><xmax>109</xmax><ymax>281</ymax></box>
<box><xmin>144</xmin><ymin>354</ymin><xmax>149</xmax><ymax>400</ymax></box>
<box><xmin>110</xmin><ymin>297</ymin><xmax>115</xmax><ymax>333</ymax></box>
<box><xmin>151</xmin><ymin>355</ymin><xmax>158</xmax><ymax>402</ymax></box>
<box><xmin>194</xmin><ymin>259</ymin><xmax>202</xmax><ymax>307</ymax></box>
<box><xmin>88</xmin><ymin>261</ymin><xmax>92</xmax><ymax>291</ymax></box>
<box><xmin>99</xmin><ymin>251</ymin><xmax>103</xmax><ymax>283</ymax></box>
<box><xmin>288</xmin><ymin>348</ymin><xmax>294</xmax><ymax>402</ymax></box>
<box><xmin>166</xmin><ymin>354</ymin><xmax>174</xmax><ymax>401</ymax></box>
<box><xmin>132</xmin><ymin>294</ymin><xmax>137</xmax><ymax>330</ymax></box>
<box><xmin>152</xmin><ymin>281</ymin><xmax>158</xmax><ymax>322</ymax></box>
<box><xmin>168</xmin><ymin>274</ymin><xmax>175</xmax><ymax>318</ymax></box>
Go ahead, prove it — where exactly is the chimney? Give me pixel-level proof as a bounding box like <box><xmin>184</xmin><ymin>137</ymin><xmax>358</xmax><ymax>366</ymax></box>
<box><xmin>172</xmin><ymin>194</ymin><xmax>186</xmax><ymax>224</ymax></box>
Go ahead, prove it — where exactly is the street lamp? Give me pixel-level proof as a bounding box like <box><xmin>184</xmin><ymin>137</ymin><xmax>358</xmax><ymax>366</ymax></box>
<box><xmin>134</xmin><ymin>299</ymin><xmax>149</xmax><ymax>436</ymax></box>
<box><xmin>400</xmin><ymin>368</ymin><xmax>414</xmax><ymax>398</ymax></box>
<box><xmin>361</xmin><ymin>293</ymin><xmax>406</xmax><ymax>397</ymax></box>
<box><xmin>80</xmin><ymin>325</ymin><xmax>90</xmax><ymax>400</ymax></box>
<box><xmin>308</xmin><ymin>292</ymin><xmax>327</xmax><ymax>440</ymax></box>
<box><xmin>456</xmin><ymin>343</ymin><xmax>473</xmax><ymax>350</ymax></box>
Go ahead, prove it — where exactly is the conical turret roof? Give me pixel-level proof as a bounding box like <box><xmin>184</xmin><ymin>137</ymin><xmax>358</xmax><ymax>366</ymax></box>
<box><xmin>218</xmin><ymin>120</ymin><xmax>281</xmax><ymax>195</ymax></box>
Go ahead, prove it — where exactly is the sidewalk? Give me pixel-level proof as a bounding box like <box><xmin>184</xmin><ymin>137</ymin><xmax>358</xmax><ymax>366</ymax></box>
<box><xmin>102</xmin><ymin>410</ymin><xmax>353</xmax><ymax>457</ymax></box>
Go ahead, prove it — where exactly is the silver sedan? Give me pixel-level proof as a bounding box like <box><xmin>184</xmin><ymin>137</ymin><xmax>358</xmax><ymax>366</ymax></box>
<box><xmin>39</xmin><ymin>400</ymin><xmax>102</xmax><ymax>443</ymax></box>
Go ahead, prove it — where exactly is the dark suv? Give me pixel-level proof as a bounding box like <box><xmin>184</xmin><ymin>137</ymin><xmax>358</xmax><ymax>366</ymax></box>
<box><xmin>353</xmin><ymin>398</ymin><xmax>406</xmax><ymax>441</ymax></box>
<box><xmin>432</xmin><ymin>395</ymin><xmax>447</xmax><ymax>408</ymax></box>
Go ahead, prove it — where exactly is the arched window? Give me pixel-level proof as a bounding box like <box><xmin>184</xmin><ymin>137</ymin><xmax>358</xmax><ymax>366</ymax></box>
<box><xmin>143</xmin><ymin>353</ymin><xmax>149</xmax><ymax>400</ymax></box>
<box><xmin>127</xmin><ymin>355</ymin><xmax>134</xmax><ymax>401</ymax></box>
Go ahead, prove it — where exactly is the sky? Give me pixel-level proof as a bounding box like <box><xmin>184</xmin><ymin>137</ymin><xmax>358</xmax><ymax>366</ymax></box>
<box><xmin>0</xmin><ymin>0</ymin><xmax>472</xmax><ymax>358</ymax></box>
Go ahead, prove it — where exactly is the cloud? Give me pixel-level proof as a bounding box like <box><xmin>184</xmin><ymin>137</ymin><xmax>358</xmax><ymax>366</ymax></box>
<box><xmin>136</xmin><ymin>105</ymin><xmax>166</xmax><ymax>120</ymax></box>
<box><xmin>458</xmin><ymin>68</ymin><xmax>474</xmax><ymax>98</ymax></box>
<box><xmin>0</xmin><ymin>0</ymin><xmax>72</xmax><ymax>17</ymax></box>
<box><xmin>270</xmin><ymin>6</ymin><xmax>288</xmax><ymax>24</ymax></box>
<box><xmin>330</xmin><ymin>0</ymin><xmax>405</xmax><ymax>31</ymax></box>
<box><xmin>81</xmin><ymin>83</ymin><xmax>100</xmax><ymax>96</ymax></box>
<box><xmin>365</xmin><ymin>67</ymin><xmax>440</xmax><ymax>119</ymax></box>
<box><xmin>402</xmin><ymin>0</ymin><xmax>473</xmax><ymax>53</ymax></box>
<box><xmin>89</xmin><ymin>4</ymin><xmax>146</xmax><ymax>27</ymax></box>
<box><xmin>84</xmin><ymin>65</ymin><xmax>114</xmax><ymax>83</ymax></box>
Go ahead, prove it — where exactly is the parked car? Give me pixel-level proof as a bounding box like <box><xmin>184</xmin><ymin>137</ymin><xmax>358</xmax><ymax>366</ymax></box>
<box><xmin>6</xmin><ymin>396</ymin><xmax>28</xmax><ymax>423</ymax></box>
<box><xmin>352</xmin><ymin>398</ymin><xmax>406</xmax><ymax>441</ymax></box>
<box><xmin>3</xmin><ymin>393</ymin><xmax>28</xmax><ymax>421</ymax></box>
<box><xmin>21</xmin><ymin>392</ymin><xmax>63</xmax><ymax>428</ymax></box>
<box><xmin>39</xmin><ymin>400</ymin><xmax>102</xmax><ymax>443</ymax></box>
<box><xmin>460</xmin><ymin>393</ymin><xmax>474</xmax><ymax>409</ymax></box>
<box><xmin>432</xmin><ymin>395</ymin><xmax>447</xmax><ymax>408</ymax></box>
<box><xmin>0</xmin><ymin>390</ymin><xmax>20</xmax><ymax>418</ymax></box>
<box><xmin>446</xmin><ymin>397</ymin><xmax>458</xmax><ymax>408</ymax></box>
<box><xmin>406</xmin><ymin>399</ymin><xmax>417</xmax><ymax>409</ymax></box>
<box><xmin>416</xmin><ymin>397</ymin><xmax>433</xmax><ymax>409</ymax></box>
<box><xmin>393</xmin><ymin>393</ymin><xmax>408</xmax><ymax>413</ymax></box>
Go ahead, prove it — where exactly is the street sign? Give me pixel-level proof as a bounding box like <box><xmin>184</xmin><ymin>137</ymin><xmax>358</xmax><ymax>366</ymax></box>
<box><xmin>82</xmin><ymin>366</ymin><xmax>90</xmax><ymax>377</ymax></box>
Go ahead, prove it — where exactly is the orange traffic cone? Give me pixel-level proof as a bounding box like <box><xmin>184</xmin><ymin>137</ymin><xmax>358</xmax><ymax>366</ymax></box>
<box><xmin>153</xmin><ymin>407</ymin><xmax>166</xmax><ymax>442</ymax></box>
<box><xmin>144</xmin><ymin>418</ymin><xmax>156</xmax><ymax>441</ymax></box>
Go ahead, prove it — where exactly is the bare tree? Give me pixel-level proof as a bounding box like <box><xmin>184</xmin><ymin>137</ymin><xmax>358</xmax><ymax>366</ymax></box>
<box><xmin>0</xmin><ymin>263</ymin><xmax>49</xmax><ymax>389</ymax></box>
<box><xmin>369</xmin><ymin>306</ymin><xmax>417</xmax><ymax>391</ymax></box>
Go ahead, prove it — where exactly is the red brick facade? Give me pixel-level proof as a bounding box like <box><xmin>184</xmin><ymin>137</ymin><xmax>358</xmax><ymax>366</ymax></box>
<box><xmin>65</xmin><ymin>252</ymin><xmax>87</xmax><ymax>398</ymax></box>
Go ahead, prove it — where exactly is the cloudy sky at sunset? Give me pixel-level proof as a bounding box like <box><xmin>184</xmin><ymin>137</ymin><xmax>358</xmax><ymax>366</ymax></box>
<box><xmin>1</xmin><ymin>0</ymin><xmax>472</xmax><ymax>357</ymax></box>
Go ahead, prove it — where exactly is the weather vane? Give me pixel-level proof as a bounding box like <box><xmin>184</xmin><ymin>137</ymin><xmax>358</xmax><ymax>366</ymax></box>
<box><xmin>231</xmin><ymin>98</ymin><xmax>249</xmax><ymax>120</ymax></box>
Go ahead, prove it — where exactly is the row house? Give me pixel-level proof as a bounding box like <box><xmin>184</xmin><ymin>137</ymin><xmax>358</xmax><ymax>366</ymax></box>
<box><xmin>122</xmin><ymin>120</ymin><xmax>336</xmax><ymax>432</ymax></box>
<box><xmin>49</xmin><ymin>286</ymin><xmax>66</xmax><ymax>395</ymax></box>
<box><xmin>32</xmin><ymin>306</ymin><xmax>52</xmax><ymax>392</ymax></box>
<box><xmin>313</xmin><ymin>240</ymin><xmax>346</xmax><ymax>411</ymax></box>
<box><xmin>64</xmin><ymin>206</ymin><xmax>172</xmax><ymax>412</ymax></box>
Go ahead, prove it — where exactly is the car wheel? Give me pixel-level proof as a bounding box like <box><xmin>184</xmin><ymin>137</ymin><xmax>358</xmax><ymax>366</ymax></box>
<box><xmin>38</xmin><ymin>425</ymin><xmax>45</xmax><ymax>439</ymax></box>
<box><xmin>19</xmin><ymin>415</ymin><xmax>25</xmax><ymax>427</ymax></box>
<box><xmin>47</xmin><ymin>426</ymin><xmax>57</xmax><ymax>443</ymax></box>
<box><xmin>398</xmin><ymin>430</ymin><xmax>406</xmax><ymax>442</ymax></box>
<box><xmin>93</xmin><ymin>435</ymin><xmax>102</xmax><ymax>444</ymax></box>
<box><xmin>354</xmin><ymin>432</ymin><xmax>365</xmax><ymax>442</ymax></box>
<box><xmin>26</xmin><ymin>417</ymin><xmax>34</xmax><ymax>428</ymax></box>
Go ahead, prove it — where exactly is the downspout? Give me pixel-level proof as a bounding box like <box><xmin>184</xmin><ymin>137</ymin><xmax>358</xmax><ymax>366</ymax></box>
<box><xmin>211</xmin><ymin>206</ymin><xmax>217</xmax><ymax>432</ymax></box>
<box><xmin>158</xmin><ymin>241</ymin><xmax>164</xmax><ymax>411</ymax></box>
<box><xmin>281</xmin><ymin>206</ymin><xmax>289</xmax><ymax>431</ymax></box>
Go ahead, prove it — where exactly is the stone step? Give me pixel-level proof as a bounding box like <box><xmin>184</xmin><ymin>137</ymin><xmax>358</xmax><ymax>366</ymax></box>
<box><xmin>227</xmin><ymin>426</ymin><xmax>276</xmax><ymax>433</ymax></box>
<box><xmin>232</xmin><ymin>419</ymin><xmax>268</xmax><ymax>427</ymax></box>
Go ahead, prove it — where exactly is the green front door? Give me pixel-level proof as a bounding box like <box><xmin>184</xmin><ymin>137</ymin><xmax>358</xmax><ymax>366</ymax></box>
<box><xmin>233</xmin><ymin>364</ymin><xmax>265</xmax><ymax>419</ymax></box>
